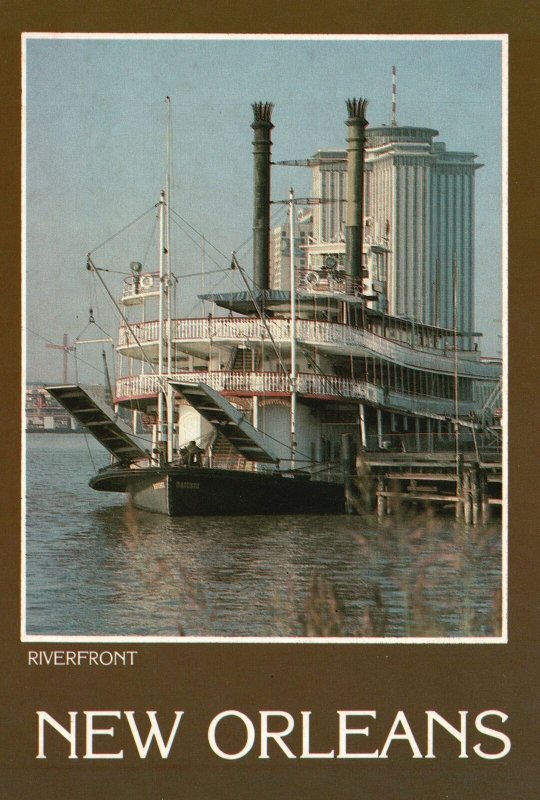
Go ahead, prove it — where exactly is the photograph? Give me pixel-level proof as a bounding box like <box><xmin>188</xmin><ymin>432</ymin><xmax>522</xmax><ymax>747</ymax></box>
<box><xmin>23</xmin><ymin>34</ymin><xmax>505</xmax><ymax>641</ymax></box>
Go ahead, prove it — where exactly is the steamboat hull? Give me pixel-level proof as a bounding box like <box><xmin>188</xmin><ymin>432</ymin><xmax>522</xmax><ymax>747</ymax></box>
<box><xmin>90</xmin><ymin>466</ymin><xmax>345</xmax><ymax>516</ymax></box>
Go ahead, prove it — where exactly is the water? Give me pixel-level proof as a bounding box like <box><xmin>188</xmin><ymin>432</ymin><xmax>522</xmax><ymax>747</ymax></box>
<box><xmin>25</xmin><ymin>434</ymin><xmax>502</xmax><ymax>638</ymax></box>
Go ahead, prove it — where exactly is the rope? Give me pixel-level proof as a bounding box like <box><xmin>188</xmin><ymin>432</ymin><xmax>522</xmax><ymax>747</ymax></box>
<box><xmin>87</xmin><ymin>255</ymin><xmax>167</xmax><ymax>392</ymax></box>
<box><xmin>82</xmin><ymin>429</ymin><xmax>97</xmax><ymax>472</ymax></box>
<box><xmin>88</xmin><ymin>204</ymin><xmax>158</xmax><ymax>255</ymax></box>
<box><xmin>142</xmin><ymin>212</ymin><xmax>159</xmax><ymax>266</ymax></box>
<box><xmin>169</xmin><ymin>207</ymin><xmax>230</xmax><ymax>262</ymax></box>
<box><xmin>231</xmin><ymin>253</ymin><xmax>290</xmax><ymax>381</ymax></box>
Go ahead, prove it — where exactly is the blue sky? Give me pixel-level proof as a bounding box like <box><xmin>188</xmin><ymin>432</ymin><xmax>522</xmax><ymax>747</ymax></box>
<box><xmin>24</xmin><ymin>36</ymin><xmax>504</xmax><ymax>382</ymax></box>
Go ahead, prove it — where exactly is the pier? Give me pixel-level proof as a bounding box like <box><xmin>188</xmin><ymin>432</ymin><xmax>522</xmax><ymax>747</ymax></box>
<box><xmin>363</xmin><ymin>452</ymin><xmax>501</xmax><ymax>525</ymax></box>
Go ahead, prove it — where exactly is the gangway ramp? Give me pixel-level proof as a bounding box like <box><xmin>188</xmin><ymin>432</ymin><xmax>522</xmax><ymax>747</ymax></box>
<box><xmin>46</xmin><ymin>384</ymin><xmax>148</xmax><ymax>462</ymax></box>
<box><xmin>170</xmin><ymin>381</ymin><xmax>278</xmax><ymax>464</ymax></box>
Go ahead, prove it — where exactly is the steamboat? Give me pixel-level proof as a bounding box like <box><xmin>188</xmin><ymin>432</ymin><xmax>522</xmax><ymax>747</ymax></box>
<box><xmin>48</xmin><ymin>98</ymin><xmax>502</xmax><ymax>516</ymax></box>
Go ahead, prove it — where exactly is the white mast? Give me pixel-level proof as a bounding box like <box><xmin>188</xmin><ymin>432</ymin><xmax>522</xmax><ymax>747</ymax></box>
<box><xmin>165</xmin><ymin>96</ymin><xmax>174</xmax><ymax>463</ymax></box>
<box><xmin>157</xmin><ymin>98</ymin><xmax>174</xmax><ymax>464</ymax></box>
<box><xmin>157</xmin><ymin>189</ymin><xmax>166</xmax><ymax>461</ymax></box>
<box><xmin>289</xmin><ymin>187</ymin><xmax>297</xmax><ymax>469</ymax></box>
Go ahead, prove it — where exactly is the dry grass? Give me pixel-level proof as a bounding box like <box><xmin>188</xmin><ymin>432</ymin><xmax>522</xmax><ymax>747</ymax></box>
<box><xmin>120</xmin><ymin>496</ymin><xmax>502</xmax><ymax>639</ymax></box>
<box><xmin>290</xmin><ymin>508</ymin><xmax>502</xmax><ymax>638</ymax></box>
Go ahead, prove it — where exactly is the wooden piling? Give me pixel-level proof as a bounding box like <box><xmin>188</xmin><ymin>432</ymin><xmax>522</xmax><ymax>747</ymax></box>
<box><xmin>365</xmin><ymin>452</ymin><xmax>500</xmax><ymax>524</ymax></box>
<box><xmin>455</xmin><ymin>454</ymin><xmax>464</xmax><ymax>523</ymax></box>
<box><xmin>462</xmin><ymin>468</ymin><xmax>471</xmax><ymax>526</ymax></box>
<box><xmin>376</xmin><ymin>477</ymin><xmax>386</xmax><ymax>519</ymax></box>
<box><xmin>341</xmin><ymin>432</ymin><xmax>356</xmax><ymax>515</ymax></box>
<box><xmin>471</xmin><ymin>464</ymin><xmax>480</xmax><ymax>526</ymax></box>
<box><xmin>481</xmin><ymin>472</ymin><xmax>491</xmax><ymax>524</ymax></box>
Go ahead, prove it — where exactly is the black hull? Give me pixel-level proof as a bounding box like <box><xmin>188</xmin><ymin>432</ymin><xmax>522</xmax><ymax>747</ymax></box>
<box><xmin>90</xmin><ymin>466</ymin><xmax>345</xmax><ymax>516</ymax></box>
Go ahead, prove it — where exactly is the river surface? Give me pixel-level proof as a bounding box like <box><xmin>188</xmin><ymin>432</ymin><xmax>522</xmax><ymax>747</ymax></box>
<box><xmin>25</xmin><ymin>434</ymin><xmax>502</xmax><ymax>639</ymax></box>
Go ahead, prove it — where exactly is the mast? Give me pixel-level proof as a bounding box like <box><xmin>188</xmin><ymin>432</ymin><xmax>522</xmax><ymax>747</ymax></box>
<box><xmin>156</xmin><ymin>97</ymin><xmax>174</xmax><ymax>465</ymax></box>
<box><xmin>158</xmin><ymin>189</ymin><xmax>166</xmax><ymax>461</ymax></box>
<box><xmin>165</xmin><ymin>96</ymin><xmax>174</xmax><ymax>463</ymax></box>
<box><xmin>289</xmin><ymin>187</ymin><xmax>297</xmax><ymax>468</ymax></box>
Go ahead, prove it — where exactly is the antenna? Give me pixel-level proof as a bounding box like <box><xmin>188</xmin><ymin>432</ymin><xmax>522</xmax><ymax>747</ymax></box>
<box><xmin>391</xmin><ymin>65</ymin><xmax>397</xmax><ymax>126</ymax></box>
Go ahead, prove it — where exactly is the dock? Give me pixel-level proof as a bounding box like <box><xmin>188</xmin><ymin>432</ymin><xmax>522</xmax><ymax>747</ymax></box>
<box><xmin>362</xmin><ymin>451</ymin><xmax>502</xmax><ymax>525</ymax></box>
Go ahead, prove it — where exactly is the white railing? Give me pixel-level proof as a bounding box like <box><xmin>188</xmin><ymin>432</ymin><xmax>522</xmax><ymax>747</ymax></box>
<box><xmin>115</xmin><ymin>370</ymin><xmax>472</xmax><ymax>417</ymax></box>
<box><xmin>117</xmin><ymin>317</ymin><xmax>500</xmax><ymax>380</ymax></box>
<box><xmin>118</xmin><ymin>320</ymin><xmax>161</xmax><ymax>346</ymax></box>
<box><xmin>121</xmin><ymin>272</ymin><xmax>160</xmax><ymax>301</ymax></box>
<box><xmin>115</xmin><ymin>370</ymin><xmax>383</xmax><ymax>402</ymax></box>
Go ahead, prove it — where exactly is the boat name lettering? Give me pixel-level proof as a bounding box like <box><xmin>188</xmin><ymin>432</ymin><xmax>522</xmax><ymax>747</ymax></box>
<box><xmin>176</xmin><ymin>481</ymin><xmax>200</xmax><ymax>490</ymax></box>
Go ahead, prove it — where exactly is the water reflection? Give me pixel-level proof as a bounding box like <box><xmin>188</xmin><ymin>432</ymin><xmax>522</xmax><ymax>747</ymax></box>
<box><xmin>25</xmin><ymin>435</ymin><xmax>502</xmax><ymax>638</ymax></box>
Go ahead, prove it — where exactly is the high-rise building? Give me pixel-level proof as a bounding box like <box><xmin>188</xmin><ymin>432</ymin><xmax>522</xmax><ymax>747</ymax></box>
<box><xmin>302</xmin><ymin>127</ymin><xmax>481</xmax><ymax>345</ymax></box>
<box><xmin>269</xmin><ymin>208</ymin><xmax>312</xmax><ymax>290</ymax></box>
<box><xmin>364</xmin><ymin>126</ymin><xmax>481</xmax><ymax>342</ymax></box>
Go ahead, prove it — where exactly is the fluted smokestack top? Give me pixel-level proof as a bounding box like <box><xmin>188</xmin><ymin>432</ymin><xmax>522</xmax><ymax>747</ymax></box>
<box><xmin>346</xmin><ymin>97</ymin><xmax>368</xmax><ymax>123</ymax></box>
<box><xmin>252</xmin><ymin>102</ymin><xmax>274</xmax><ymax>126</ymax></box>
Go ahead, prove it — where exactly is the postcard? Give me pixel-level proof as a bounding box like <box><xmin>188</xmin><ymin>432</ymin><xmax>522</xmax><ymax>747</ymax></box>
<box><xmin>2</xmin><ymin>7</ymin><xmax>538</xmax><ymax>798</ymax></box>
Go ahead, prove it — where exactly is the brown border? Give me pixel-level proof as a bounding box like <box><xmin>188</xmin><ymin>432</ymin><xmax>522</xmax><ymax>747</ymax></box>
<box><xmin>3</xmin><ymin>2</ymin><xmax>540</xmax><ymax>797</ymax></box>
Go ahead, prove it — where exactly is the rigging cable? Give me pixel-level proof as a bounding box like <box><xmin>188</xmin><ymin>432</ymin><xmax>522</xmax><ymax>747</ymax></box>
<box><xmin>27</xmin><ymin>327</ymin><xmax>102</xmax><ymax>378</ymax></box>
<box><xmin>86</xmin><ymin>254</ymin><xmax>169</xmax><ymax>396</ymax></box>
<box><xmin>88</xmin><ymin>203</ymin><xmax>159</xmax><ymax>255</ymax></box>
<box><xmin>231</xmin><ymin>252</ymin><xmax>292</xmax><ymax>388</ymax></box>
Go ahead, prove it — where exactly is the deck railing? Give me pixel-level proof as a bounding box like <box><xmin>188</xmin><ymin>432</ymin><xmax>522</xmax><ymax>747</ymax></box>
<box><xmin>115</xmin><ymin>370</ymin><xmax>478</xmax><ymax>417</ymax></box>
<box><xmin>117</xmin><ymin>317</ymin><xmax>500</xmax><ymax>379</ymax></box>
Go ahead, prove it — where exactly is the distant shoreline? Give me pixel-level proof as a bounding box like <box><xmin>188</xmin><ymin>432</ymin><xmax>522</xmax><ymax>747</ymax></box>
<box><xmin>26</xmin><ymin>429</ymin><xmax>84</xmax><ymax>434</ymax></box>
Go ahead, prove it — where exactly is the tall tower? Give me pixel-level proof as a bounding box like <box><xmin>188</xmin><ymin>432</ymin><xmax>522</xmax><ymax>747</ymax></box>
<box><xmin>364</xmin><ymin>126</ymin><xmax>481</xmax><ymax>342</ymax></box>
<box><xmin>307</xmin><ymin>121</ymin><xmax>481</xmax><ymax>345</ymax></box>
<box><xmin>310</xmin><ymin>150</ymin><xmax>347</xmax><ymax>244</ymax></box>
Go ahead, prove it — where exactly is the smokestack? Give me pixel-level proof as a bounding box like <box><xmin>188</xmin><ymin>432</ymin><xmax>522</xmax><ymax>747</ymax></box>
<box><xmin>251</xmin><ymin>102</ymin><xmax>274</xmax><ymax>290</ymax></box>
<box><xmin>345</xmin><ymin>98</ymin><xmax>368</xmax><ymax>283</ymax></box>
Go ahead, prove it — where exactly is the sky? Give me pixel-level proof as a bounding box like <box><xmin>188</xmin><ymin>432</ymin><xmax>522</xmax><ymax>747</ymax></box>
<box><xmin>24</xmin><ymin>35</ymin><xmax>504</xmax><ymax>384</ymax></box>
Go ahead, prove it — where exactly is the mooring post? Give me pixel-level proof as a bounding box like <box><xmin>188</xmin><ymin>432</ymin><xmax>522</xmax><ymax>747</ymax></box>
<box><xmin>481</xmin><ymin>470</ymin><xmax>491</xmax><ymax>524</ymax></box>
<box><xmin>355</xmin><ymin>448</ymin><xmax>372</xmax><ymax>512</ymax></box>
<box><xmin>471</xmin><ymin>463</ymin><xmax>479</xmax><ymax>526</ymax></box>
<box><xmin>462</xmin><ymin>468</ymin><xmax>471</xmax><ymax>526</ymax></box>
<box><xmin>376</xmin><ymin>477</ymin><xmax>386</xmax><ymax>519</ymax></box>
<box><xmin>341</xmin><ymin>432</ymin><xmax>356</xmax><ymax>515</ymax></box>
<box><xmin>455</xmin><ymin>453</ymin><xmax>464</xmax><ymax>522</ymax></box>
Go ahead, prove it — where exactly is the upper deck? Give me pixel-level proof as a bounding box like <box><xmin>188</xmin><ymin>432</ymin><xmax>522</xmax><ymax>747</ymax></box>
<box><xmin>116</xmin><ymin>315</ymin><xmax>500</xmax><ymax>381</ymax></box>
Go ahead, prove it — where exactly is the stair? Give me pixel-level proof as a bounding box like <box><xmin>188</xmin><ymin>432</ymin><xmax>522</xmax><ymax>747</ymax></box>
<box><xmin>230</xmin><ymin>346</ymin><xmax>253</xmax><ymax>371</ymax></box>
<box><xmin>211</xmin><ymin>431</ymin><xmax>253</xmax><ymax>471</ymax></box>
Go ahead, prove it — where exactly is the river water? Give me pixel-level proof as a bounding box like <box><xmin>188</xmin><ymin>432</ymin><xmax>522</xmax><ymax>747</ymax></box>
<box><xmin>25</xmin><ymin>434</ymin><xmax>502</xmax><ymax>639</ymax></box>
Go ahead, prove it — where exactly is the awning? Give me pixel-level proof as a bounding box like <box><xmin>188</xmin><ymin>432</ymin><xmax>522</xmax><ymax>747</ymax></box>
<box><xmin>170</xmin><ymin>381</ymin><xmax>279</xmax><ymax>464</ymax></box>
<box><xmin>198</xmin><ymin>289</ymin><xmax>290</xmax><ymax>315</ymax></box>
